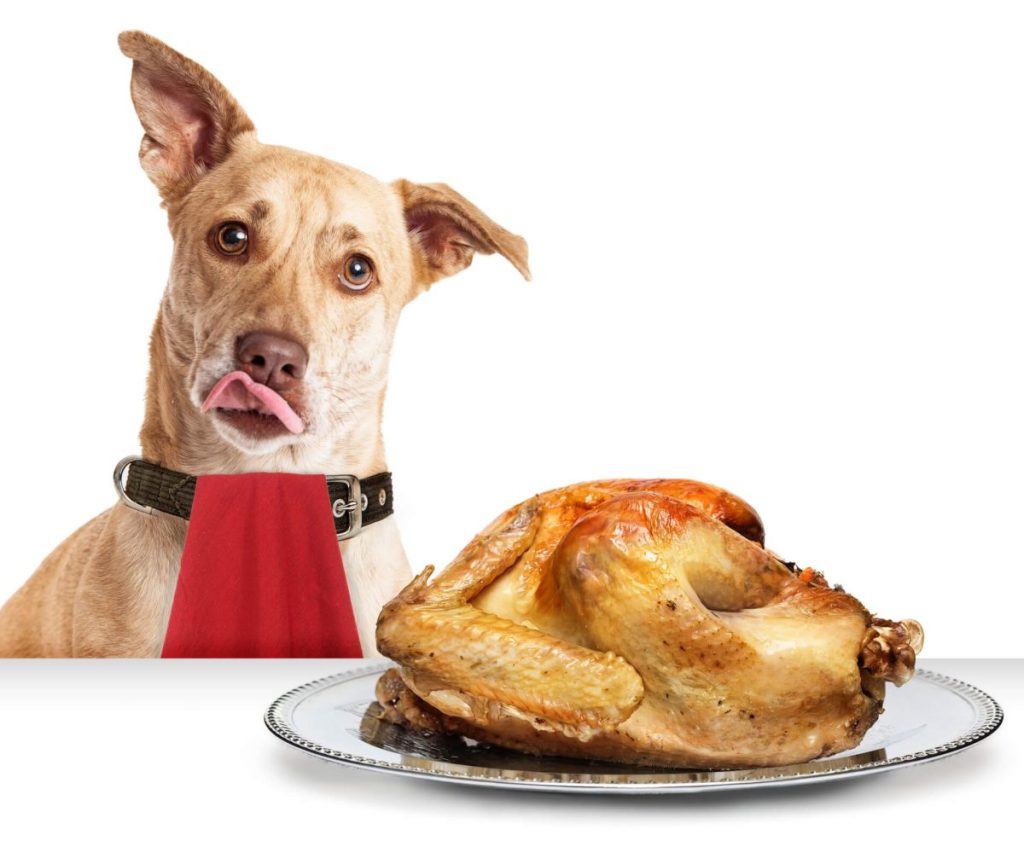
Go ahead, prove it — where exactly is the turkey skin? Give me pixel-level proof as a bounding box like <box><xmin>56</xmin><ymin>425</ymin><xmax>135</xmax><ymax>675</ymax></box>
<box><xmin>375</xmin><ymin>480</ymin><xmax>924</xmax><ymax>769</ymax></box>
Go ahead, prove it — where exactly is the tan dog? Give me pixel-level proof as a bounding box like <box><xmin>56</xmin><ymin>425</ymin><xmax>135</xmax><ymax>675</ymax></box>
<box><xmin>0</xmin><ymin>31</ymin><xmax>529</xmax><ymax>657</ymax></box>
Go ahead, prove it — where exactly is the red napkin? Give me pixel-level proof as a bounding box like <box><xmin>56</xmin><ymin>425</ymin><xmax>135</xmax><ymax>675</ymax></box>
<box><xmin>161</xmin><ymin>473</ymin><xmax>362</xmax><ymax>658</ymax></box>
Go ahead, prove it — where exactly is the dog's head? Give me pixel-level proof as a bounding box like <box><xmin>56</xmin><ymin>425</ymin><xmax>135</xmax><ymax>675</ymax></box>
<box><xmin>119</xmin><ymin>32</ymin><xmax>529</xmax><ymax>469</ymax></box>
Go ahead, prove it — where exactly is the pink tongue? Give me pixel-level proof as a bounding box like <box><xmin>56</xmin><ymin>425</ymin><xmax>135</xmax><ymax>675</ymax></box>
<box><xmin>200</xmin><ymin>371</ymin><xmax>306</xmax><ymax>434</ymax></box>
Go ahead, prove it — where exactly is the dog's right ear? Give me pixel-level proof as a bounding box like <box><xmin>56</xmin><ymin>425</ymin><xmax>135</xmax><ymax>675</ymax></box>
<box><xmin>118</xmin><ymin>31</ymin><xmax>255</xmax><ymax>204</ymax></box>
<box><xmin>394</xmin><ymin>179</ymin><xmax>531</xmax><ymax>286</ymax></box>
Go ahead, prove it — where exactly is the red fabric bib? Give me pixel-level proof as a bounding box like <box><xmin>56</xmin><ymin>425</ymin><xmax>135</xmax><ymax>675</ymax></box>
<box><xmin>161</xmin><ymin>473</ymin><xmax>363</xmax><ymax>658</ymax></box>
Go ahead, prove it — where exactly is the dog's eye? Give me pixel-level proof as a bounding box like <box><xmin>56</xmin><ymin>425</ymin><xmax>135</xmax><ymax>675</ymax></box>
<box><xmin>213</xmin><ymin>222</ymin><xmax>249</xmax><ymax>256</ymax></box>
<box><xmin>339</xmin><ymin>253</ymin><xmax>375</xmax><ymax>291</ymax></box>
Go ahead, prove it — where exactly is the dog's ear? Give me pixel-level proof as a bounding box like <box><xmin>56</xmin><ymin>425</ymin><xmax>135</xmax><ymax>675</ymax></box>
<box><xmin>393</xmin><ymin>179</ymin><xmax>531</xmax><ymax>285</ymax></box>
<box><xmin>118</xmin><ymin>31</ymin><xmax>255</xmax><ymax>203</ymax></box>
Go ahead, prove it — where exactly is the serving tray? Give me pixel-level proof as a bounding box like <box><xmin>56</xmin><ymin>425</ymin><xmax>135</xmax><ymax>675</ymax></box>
<box><xmin>264</xmin><ymin>659</ymin><xmax>1002</xmax><ymax>794</ymax></box>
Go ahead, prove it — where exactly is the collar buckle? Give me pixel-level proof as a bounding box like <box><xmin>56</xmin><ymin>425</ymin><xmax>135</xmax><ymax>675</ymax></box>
<box><xmin>328</xmin><ymin>475</ymin><xmax>363</xmax><ymax>540</ymax></box>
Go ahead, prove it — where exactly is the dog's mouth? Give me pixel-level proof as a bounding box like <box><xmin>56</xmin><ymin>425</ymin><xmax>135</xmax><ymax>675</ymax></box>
<box><xmin>200</xmin><ymin>371</ymin><xmax>306</xmax><ymax>438</ymax></box>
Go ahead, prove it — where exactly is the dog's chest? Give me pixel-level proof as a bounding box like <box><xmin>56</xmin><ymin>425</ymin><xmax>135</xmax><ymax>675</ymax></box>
<box><xmin>336</xmin><ymin>518</ymin><xmax>412</xmax><ymax>655</ymax></box>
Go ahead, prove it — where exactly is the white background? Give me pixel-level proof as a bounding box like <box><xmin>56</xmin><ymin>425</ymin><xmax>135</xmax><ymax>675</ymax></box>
<box><xmin>1</xmin><ymin>1</ymin><xmax>1021</xmax><ymax>658</ymax></box>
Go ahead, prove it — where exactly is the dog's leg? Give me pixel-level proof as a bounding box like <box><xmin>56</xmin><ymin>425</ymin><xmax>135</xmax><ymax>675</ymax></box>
<box><xmin>340</xmin><ymin>518</ymin><xmax>413</xmax><ymax>656</ymax></box>
<box><xmin>0</xmin><ymin>514</ymin><xmax>109</xmax><ymax>656</ymax></box>
<box><xmin>71</xmin><ymin>507</ymin><xmax>186</xmax><ymax>656</ymax></box>
<box><xmin>0</xmin><ymin>505</ymin><xmax>186</xmax><ymax>657</ymax></box>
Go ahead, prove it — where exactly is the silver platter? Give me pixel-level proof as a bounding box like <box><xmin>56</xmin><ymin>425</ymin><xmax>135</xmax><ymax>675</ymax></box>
<box><xmin>264</xmin><ymin>659</ymin><xmax>1003</xmax><ymax>794</ymax></box>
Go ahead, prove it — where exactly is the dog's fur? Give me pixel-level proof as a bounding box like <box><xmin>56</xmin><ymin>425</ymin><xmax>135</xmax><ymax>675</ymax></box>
<box><xmin>0</xmin><ymin>32</ymin><xmax>528</xmax><ymax>657</ymax></box>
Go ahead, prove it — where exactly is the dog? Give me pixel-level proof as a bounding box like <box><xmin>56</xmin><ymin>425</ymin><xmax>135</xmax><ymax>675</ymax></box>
<box><xmin>0</xmin><ymin>31</ymin><xmax>529</xmax><ymax>657</ymax></box>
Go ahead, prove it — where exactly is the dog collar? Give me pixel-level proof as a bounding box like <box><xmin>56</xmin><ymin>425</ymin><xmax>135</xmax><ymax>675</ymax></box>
<box><xmin>113</xmin><ymin>456</ymin><xmax>393</xmax><ymax>540</ymax></box>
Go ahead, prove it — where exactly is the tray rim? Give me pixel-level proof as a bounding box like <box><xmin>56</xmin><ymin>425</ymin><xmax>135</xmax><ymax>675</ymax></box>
<box><xmin>263</xmin><ymin>658</ymin><xmax>1004</xmax><ymax>793</ymax></box>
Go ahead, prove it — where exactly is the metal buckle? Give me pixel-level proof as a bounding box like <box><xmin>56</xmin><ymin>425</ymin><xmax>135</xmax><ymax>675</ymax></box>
<box><xmin>328</xmin><ymin>475</ymin><xmax>362</xmax><ymax>540</ymax></box>
<box><xmin>113</xmin><ymin>455</ymin><xmax>154</xmax><ymax>515</ymax></box>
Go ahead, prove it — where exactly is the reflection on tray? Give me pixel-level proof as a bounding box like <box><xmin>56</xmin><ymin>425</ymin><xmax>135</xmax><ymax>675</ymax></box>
<box><xmin>357</xmin><ymin>701</ymin><xmax>890</xmax><ymax>784</ymax></box>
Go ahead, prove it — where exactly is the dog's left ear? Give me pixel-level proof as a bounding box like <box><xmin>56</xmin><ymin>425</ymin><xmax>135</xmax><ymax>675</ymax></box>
<box><xmin>118</xmin><ymin>31</ymin><xmax>256</xmax><ymax>204</ymax></box>
<box><xmin>393</xmin><ymin>179</ymin><xmax>531</xmax><ymax>285</ymax></box>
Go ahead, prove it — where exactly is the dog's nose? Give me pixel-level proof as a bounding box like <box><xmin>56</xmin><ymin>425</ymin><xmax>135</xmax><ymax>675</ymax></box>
<box><xmin>236</xmin><ymin>332</ymin><xmax>308</xmax><ymax>389</ymax></box>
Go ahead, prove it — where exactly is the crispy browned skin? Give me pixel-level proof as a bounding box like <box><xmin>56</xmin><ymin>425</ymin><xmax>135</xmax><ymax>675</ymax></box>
<box><xmin>375</xmin><ymin>479</ymin><xmax>924</xmax><ymax>769</ymax></box>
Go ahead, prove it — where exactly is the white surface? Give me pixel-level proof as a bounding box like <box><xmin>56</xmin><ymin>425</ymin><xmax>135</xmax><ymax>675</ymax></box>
<box><xmin>1</xmin><ymin>2</ymin><xmax>1022</xmax><ymax>656</ymax></box>
<box><xmin>0</xmin><ymin>658</ymin><xmax>1017</xmax><ymax>838</ymax></box>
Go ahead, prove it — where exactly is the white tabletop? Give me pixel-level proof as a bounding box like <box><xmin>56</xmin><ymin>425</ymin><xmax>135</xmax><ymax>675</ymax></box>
<box><xmin>0</xmin><ymin>658</ymin><xmax>1018</xmax><ymax>838</ymax></box>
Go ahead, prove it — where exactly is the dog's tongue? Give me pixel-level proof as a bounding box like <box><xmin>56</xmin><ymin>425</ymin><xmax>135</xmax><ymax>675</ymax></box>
<box><xmin>201</xmin><ymin>371</ymin><xmax>305</xmax><ymax>434</ymax></box>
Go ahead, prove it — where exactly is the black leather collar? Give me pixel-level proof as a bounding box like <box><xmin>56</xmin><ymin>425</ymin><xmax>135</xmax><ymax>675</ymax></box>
<box><xmin>113</xmin><ymin>456</ymin><xmax>392</xmax><ymax>540</ymax></box>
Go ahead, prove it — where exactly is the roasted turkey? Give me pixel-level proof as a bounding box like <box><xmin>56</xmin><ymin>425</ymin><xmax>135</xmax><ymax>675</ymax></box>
<box><xmin>375</xmin><ymin>480</ymin><xmax>924</xmax><ymax>769</ymax></box>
